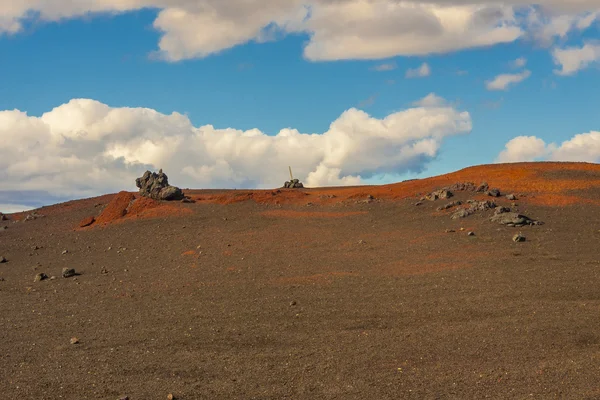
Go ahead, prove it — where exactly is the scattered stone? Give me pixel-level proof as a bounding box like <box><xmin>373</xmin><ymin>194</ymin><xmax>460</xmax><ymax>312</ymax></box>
<box><xmin>513</xmin><ymin>233</ymin><xmax>526</xmax><ymax>242</ymax></box>
<box><xmin>0</xmin><ymin>277</ymin><xmax>4</xmax><ymax>282</ymax></box>
<box><xmin>24</xmin><ymin>212</ymin><xmax>45</xmax><ymax>221</ymax></box>
<box><xmin>0</xmin><ymin>213</ymin><xmax>7</xmax><ymax>221</ymax></box>
<box><xmin>467</xmin><ymin>231</ymin><xmax>475</xmax><ymax>236</ymax></box>
<box><xmin>486</xmin><ymin>188</ymin><xmax>501</xmax><ymax>197</ymax></box>
<box><xmin>0</xmin><ymin>256</ymin><xmax>7</xmax><ymax>263</ymax></box>
<box><xmin>437</xmin><ymin>201</ymin><xmax>463</xmax><ymax>211</ymax></box>
<box><xmin>101</xmin><ymin>267</ymin><xmax>109</xmax><ymax>274</ymax></box>
<box><xmin>426</xmin><ymin>189</ymin><xmax>453</xmax><ymax>201</ymax></box>
<box><xmin>50</xmin><ymin>276</ymin><xmax>56</xmax><ymax>280</ymax></box>
<box><xmin>445</xmin><ymin>229</ymin><xmax>456</xmax><ymax>233</ymax></box>
<box><xmin>476</xmin><ymin>182</ymin><xmax>489</xmax><ymax>192</ymax></box>
<box><xmin>506</xmin><ymin>194</ymin><xmax>517</xmax><ymax>201</ymax></box>
<box><xmin>136</xmin><ymin>169</ymin><xmax>185</xmax><ymax>201</ymax></box>
<box><xmin>70</xmin><ymin>337</ymin><xmax>79</xmax><ymax>345</ymax></box>
<box><xmin>34</xmin><ymin>273</ymin><xmax>48</xmax><ymax>282</ymax></box>
<box><xmin>494</xmin><ymin>206</ymin><xmax>511</xmax><ymax>215</ymax></box>
<box><xmin>284</xmin><ymin>178</ymin><xmax>304</xmax><ymax>189</ymax></box>
<box><xmin>62</xmin><ymin>250</ymin><xmax>69</xmax><ymax>255</ymax></box>
<box><xmin>447</xmin><ymin>182</ymin><xmax>477</xmax><ymax>192</ymax></box>
<box><xmin>62</xmin><ymin>268</ymin><xmax>76</xmax><ymax>278</ymax></box>
<box><xmin>79</xmin><ymin>216</ymin><xmax>95</xmax><ymax>228</ymax></box>
<box><xmin>451</xmin><ymin>208</ymin><xmax>473</xmax><ymax>219</ymax></box>
<box><xmin>94</xmin><ymin>203</ymin><xmax>103</xmax><ymax>208</ymax></box>
<box><xmin>1</xmin><ymin>225</ymin><xmax>7</xmax><ymax>230</ymax></box>
<box><xmin>167</xmin><ymin>394</ymin><xmax>176</xmax><ymax>400</ymax></box>
<box><xmin>118</xmin><ymin>396</ymin><xmax>129</xmax><ymax>400</ymax></box>
<box><xmin>414</xmin><ymin>202</ymin><xmax>423</xmax><ymax>206</ymax></box>
<box><xmin>181</xmin><ymin>197</ymin><xmax>195</xmax><ymax>203</ymax></box>
<box><xmin>290</xmin><ymin>301</ymin><xmax>297</xmax><ymax>306</ymax></box>
<box><xmin>490</xmin><ymin>212</ymin><xmax>539</xmax><ymax>226</ymax></box>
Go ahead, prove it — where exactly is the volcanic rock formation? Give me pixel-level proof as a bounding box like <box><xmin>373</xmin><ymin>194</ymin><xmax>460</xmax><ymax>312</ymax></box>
<box><xmin>136</xmin><ymin>169</ymin><xmax>184</xmax><ymax>201</ymax></box>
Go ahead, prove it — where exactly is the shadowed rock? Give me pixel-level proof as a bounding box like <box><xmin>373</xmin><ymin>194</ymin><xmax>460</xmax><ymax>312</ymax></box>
<box><xmin>490</xmin><ymin>212</ymin><xmax>543</xmax><ymax>226</ymax></box>
<box><xmin>136</xmin><ymin>170</ymin><xmax>184</xmax><ymax>201</ymax></box>
<box><xmin>284</xmin><ymin>179</ymin><xmax>304</xmax><ymax>189</ymax></box>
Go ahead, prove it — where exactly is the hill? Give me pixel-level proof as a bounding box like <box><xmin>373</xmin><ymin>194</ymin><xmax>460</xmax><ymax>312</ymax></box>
<box><xmin>1</xmin><ymin>162</ymin><xmax>599</xmax><ymax>399</ymax></box>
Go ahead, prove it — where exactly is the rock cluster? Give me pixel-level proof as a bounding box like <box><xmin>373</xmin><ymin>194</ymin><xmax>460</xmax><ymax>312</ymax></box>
<box><xmin>24</xmin><ymin>211</ymin><xmax>44</xmax><ymax>221</ymax></box>
<box><xmin>451</xmin><ymin>200</ymin><xmax>497</xmax><ymax>219</ymax></box>
<box><xmin>284</xmin><ymin>178</ymin><xmax>304</xmax><ymax>189</ymax></box>
<box><xmin>136</xmin><ymin>169</ymin><xmax>184</xmax><ymax>201</ymax></box>
<box><xmin>0</xmin><ymin>213</ymin><xmax>7</xmax><ymax>221</ymax></box>
<box><xmin>425</xmin><ymin>189</ymin><xmax>453</xmax><ymax>201</ymax></box>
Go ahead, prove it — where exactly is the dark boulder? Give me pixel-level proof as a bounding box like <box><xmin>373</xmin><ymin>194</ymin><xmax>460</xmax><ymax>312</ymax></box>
<box><xmin>135</xmin><ymin>169</ymin><xmax>184</xmax><ymax>201</ymax></box>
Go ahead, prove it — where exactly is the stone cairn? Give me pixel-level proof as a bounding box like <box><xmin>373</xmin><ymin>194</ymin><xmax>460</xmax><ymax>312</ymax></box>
<box><xmin>283</xmin><ymin>166</ymin><xmax>304</xmax><ymax>189</ymax></box>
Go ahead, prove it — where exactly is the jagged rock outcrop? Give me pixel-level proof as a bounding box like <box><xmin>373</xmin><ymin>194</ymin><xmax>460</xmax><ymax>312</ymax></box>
<box><xmin>490</xmin><ymin>212</ymin><xmax>543</xmax><ymax>226</ymax></box>
<box><xmin>136</xmin><ymin>170</ymin><xmax>184</xmax><ymax>201</ymax></box>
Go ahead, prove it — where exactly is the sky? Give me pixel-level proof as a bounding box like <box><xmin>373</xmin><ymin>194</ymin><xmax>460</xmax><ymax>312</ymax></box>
<box><xmin>1</xmin><ymin>0</ymin><xmax>600</xmax><ymax>213</ymax></box>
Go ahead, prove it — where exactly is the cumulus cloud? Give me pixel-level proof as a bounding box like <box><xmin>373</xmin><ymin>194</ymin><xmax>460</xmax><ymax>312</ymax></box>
<box><xmin>1</xmin><ymin>1</ymin><xmax>598</xmax><ymax>62</ymax></box>
<box><xmin>497</xmin><ymin>132</ymin><xmax>600</xmax><ymax>163</ymax></box>
<box><xmin>406</xmin><ymin>63</ymin><xmax>431</xmax><ymax>78</ymax></box>
<box><xmin>0</xmin><ymin>96</ymin><xmax>472</xmax><ymax>201</ymax></box>
<box><xmin>412</xmin><ymin>93</ymin><xmax>447</xmax><ymax>107</ymax></box>
<box><xmin>486</xmin><ymin>69</ymin><xmax>531</xmax><ymax>91</ymax></box>
<box><xmin>552</xmin><ymin>42</ymin><xmax>600</xmax><ymax>75</ymax></box>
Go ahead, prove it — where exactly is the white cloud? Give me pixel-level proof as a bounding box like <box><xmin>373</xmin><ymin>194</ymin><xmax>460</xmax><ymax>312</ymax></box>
<box><xmin>0</xmin><ymin>204</ymin><xmax>35</xmax><ymax>213</ymax></box>
<box><xmin>0</xmin><ymin>96</ymin><xmax>472</xmax><ymax>199</ymax></box>
<box><xmin>486</xmin><ymin>69</ymin><xmax>531</xmax><ymax>91</ymax></box>
<box><xmin>497</xmin><ymin>132</ymin><xmax>600</xmax><ymax>163</ymax></box>
<box><xmin>552</xmin><ymin>42</ymin><xmax>600</xmax><ymax>75</ymax></box>
<box><xmin>371</xmin><ymin>62</ymin><xmax>397</xmax><ymax>72</ymax></box>
<box><xmin>406</xmin><ymin>63</ymin><xmax>431</xmax><ymax>78</ymax></box>
<box><xmin>3</xmin><ymin>1</ymin><xmax>598</xmax><ymax>62</ymax></box>
<box><xmin>412</xmin><ymin>93</ymin><xmax>447</xmax><ymax>107</ymax></box>
<box><xmin>511</xmin><ymin>57</ymin><xmax>527</xmax><ymax>68</ymax></box>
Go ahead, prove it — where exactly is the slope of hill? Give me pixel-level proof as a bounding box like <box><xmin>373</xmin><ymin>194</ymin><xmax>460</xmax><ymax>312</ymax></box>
<box><xmin>1</xmin><ymin>162</ymin><xmax>599</xmax><ymax>399</ymax></box>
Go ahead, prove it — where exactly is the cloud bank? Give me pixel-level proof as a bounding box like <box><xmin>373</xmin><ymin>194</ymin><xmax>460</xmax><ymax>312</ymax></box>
<box><xmin>497</xmin><ymin>132</ymin><xmax>600</xmax><ymax>163</ymax></box>
<box><xmin>0</xmin><ymin>95</ymin><xmax>472</xmax><ymax>201</ymax></box>
<box><xmin>1</xmin><ymin>1</ymin><xmax>599</xmax><ymax>62</ymax></box>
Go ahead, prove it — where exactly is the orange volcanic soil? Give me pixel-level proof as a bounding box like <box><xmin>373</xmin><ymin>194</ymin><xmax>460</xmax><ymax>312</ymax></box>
<box><xmin>11</xmin><ymin>162</ymin><xmax>599</xmax><ymax>227</ymax></box>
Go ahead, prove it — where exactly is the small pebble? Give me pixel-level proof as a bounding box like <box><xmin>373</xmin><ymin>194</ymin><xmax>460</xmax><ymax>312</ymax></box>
<box><xmin>290</xmin><ymin>301</ymin><xmax>297</xmax><ymax>306</ymax></box>
<box><xmin>62</xmin><ymin>250</ymin><xmax>68</xmax><ymax>255</ymax></box>
<box><xmin>34</xmin><ymin>273</ymin><xmax>48</xmax><ymax>282</ymax></box>
<box><xmin>70</xmin><ymin>337</ymin><xmax>79</xmax><ymax>345</ymax></box>
<box><xmin>167</xmin><ymin>394</ymin><xmax>175</xmax><ymax>400</ymax></box>
<box><xmin>467</xmin><ymin>231</ymin><xmax>475</xmax><ymax>236</ymax></box>
<box><xmin>0</xmin><ymin>256</ymin><xmax>7</xmax><ymax>263</ymax></box>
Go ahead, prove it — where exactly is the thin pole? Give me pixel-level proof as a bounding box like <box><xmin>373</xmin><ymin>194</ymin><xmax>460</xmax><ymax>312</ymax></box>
<box><xmin>289</xmin><ymin>166</ymin><xmax>294</xmax><ymax>181</ymax></box>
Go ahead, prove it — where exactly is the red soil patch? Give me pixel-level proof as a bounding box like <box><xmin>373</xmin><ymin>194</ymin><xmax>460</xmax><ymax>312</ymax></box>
<box><xmin>261</xmin><ymin>210</ymin><xmax>368</xmax><ymax>218</ymax></box>
<box><xmin>94</xmin><ymin>191</ymin><xmax>135</xmax><ymax>225</ymax></box>
<box><xmin>182</xmin><ymin>250</ymin><xmax>197</xmax><ymax>256</ymax></box>
<box><xmin>85</xmin><ymin>193</ymin><xmax>192</xmax><ymax>228</ymax></box>
<box><xmin>126</xmin><ymin>196</ymin><xmax>160</xmax><ymax>215</ymax></box>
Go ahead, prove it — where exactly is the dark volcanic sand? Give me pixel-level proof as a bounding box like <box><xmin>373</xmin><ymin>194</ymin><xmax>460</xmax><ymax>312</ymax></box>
<box><xmin>1</xmin><ymin>171</ymin><xmax>600</xmax><ymax>399</ymax></box>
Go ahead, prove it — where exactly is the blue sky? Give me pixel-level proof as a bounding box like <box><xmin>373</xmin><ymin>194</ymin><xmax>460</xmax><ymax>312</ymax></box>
<box><xmin>1</xmin><ymin>1</ymin><xmax>599</xmax><ymax>212</ymax></box>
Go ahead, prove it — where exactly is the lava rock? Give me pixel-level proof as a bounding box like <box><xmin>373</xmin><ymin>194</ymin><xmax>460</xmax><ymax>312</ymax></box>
<box><xmin>476</xmin><ymin>182</ymin><xmax>489</xmax><ymax>192</ymax></box>
<box><xmin>486</xmin><ymin>188</ymin><xmax>501</xmax><ymax>197</ymax></box>
<box><xmin>34</xmin><ymin>273</ymin><xmax>48</xmax><ymax>282</ymax></box>
<box><xmin>506</xmin><ymin>194</ymin><xmax>517</xmax><ymax>200</ymax></box>
<box><xmin>490</xmin><ymin>212</ymin><xmax>539</xmax><ymax>226</ymax></box>
<box><xmin>513</xmin><ymin>233</ymin><xmax>526</xmax><ymax>242</ymax></box>
<box><xmin>437</xmin><ymin>201</ymin><xmax>463</xmax><ymax>211</ymax></box>
<box><xmin>467</xmin><ymin>231</ymin><xmax>476</xmax><ymax>236</ymax></box>
<box><xmin>0</xmin><ymin>256</ymin><xmax>7</xmax><ymax>263</ymax></box>
<box><xmin>426</xmin><ymin>189</ymin><xmax>453</xmax><ymax>201</ymax></box>
<box><xmin>0</xmin><ymin>213</ymin><xmax>7</xmax><ymax>221</ymax></box>
<box><xmin>494</xmin><ymin>206</ymin><xmax>511</xmax><ymax>215</ymax></box>
<box><xmin>62</xmin><ymin>268</ymin><xmax>76</xmax><ymax>278</ymax></box>
<box><xmin>284</xmin><ymin>178</ymin><xmax>304</xmax><ymax>189</ymax></box>
<box><xmin>70</xmin><ymin>337</ymin><xmax>80</xmax><ymax>345</ymax></box>
<box><xmin>136</xmin><ymin>169</ymin><xmax>184</xmax><ymax>201</ymax></box>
